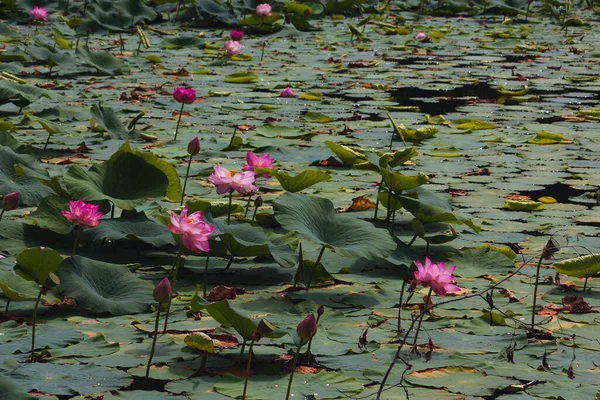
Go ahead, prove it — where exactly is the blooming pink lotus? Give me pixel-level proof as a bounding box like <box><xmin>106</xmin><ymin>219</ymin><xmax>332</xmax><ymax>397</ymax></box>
<box><xmin>208</xmin><ymin>165</ymin><xmax>257</xmax><ymax>195</ymax></box>
<box><xmin>30</xmin><ymin>6</ymin><xmax>48</xmax><ymax>22</ymax></box>
<box><xmin>224</xmin><ymin>40</ymin><xmax>242</xmax><ymax>56</ymax></box>
<box><xmin>173</xmin><ymin>87</ymin><xmax>196</xmax><ymax>104</ymax></box>
<box><xmin>242</xmin><ymin>152</ymin><xmax>275</xmax><ymax>177</ymax></box>
<box><xmin>230</xmin><ymin>30</ymin><xmax>244</xmax><ymax>41</ymax></box>
<box><xmin>279</xmin><ymin>87</ymin><xmax>295</xmax><ymax>98</ymax></box>
<box><xmin>256</xmin><ymin>3</ymin><xmax>272</xmax><ymax>18</ymax></box>
<box><xmin>413</xmin><ymin>257</ymin><xmax>460</xmax><ymax>296</ymax></box>
<box><xmin>168</xmin><ymin>207</ymin><xmax>214</xmax><ymax>253</ymax></box>
<box><xmin>62</xmin><ymin>199</ymin><xmax>102</xmax><ymax>228</ymax></box>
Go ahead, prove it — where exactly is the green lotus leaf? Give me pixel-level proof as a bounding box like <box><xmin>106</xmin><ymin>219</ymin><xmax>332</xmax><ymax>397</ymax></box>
<box><xmin>76</xmin><ymin>46</ymin><xmax>129</xmax><ymax>75</ymax></box>
<box><xmin>14</xmin><ymin>247</ymin><xmax>63</xmax><ymax>287</ymax></box>
<box><xmin>224</xmin><ymin>72</ymin><xmax>258</xmax><ymax>83</ymax></box>
<box><xmin>397</xmin><ymin>194</ymin><xmax>481</xmax><ymax>233</ymax></box>
<box><xmin>380</xmin><ymin>169</ymin><xmax>428</xmax><ymax>193</ymax></box>
<box><xmin>454</xmin><ymin>118</ymin><xmax>496</xmax><ymax>130</ymax></box>
<box><xmin>274</xmin><ymin>193</ymin><xmax>396</xmax><ymax>260</ymax></box>
<box><xmin>64</xmin><ymin>141</ymin><xmax>182</xmax><ymax>210</ymax></box>
<box><xmin>325</xmin><ymin>140</ymin><xmax>367</xmax><ymax>165</ymax></box>
<box><xmin>527</xmin><ymin>131</ymin><xmax>563</xmax><ymax>145</ymax></box>
<box><xmin>57</xmin><ymin>256</ymin><xmax>154</xmax><ymax>315</ymax></box>
<box><xmin>184</xmin><ymin>333</ymin><xmax>215</xmax><ymax>353</ymax></box>
<box><xmin>203</xmin><ymin>299</ymin><xmax>257</xmax><ymax>341</ymax></box>
<box><xmin>553</xmin><ymin>254</ymin><xmax>600</xmax><ymax>278</ymax></box>
<box><xmin>0</xmin><ymin>80</ymin><xmax>52</xmax><ymax>109</ymax></box>
<box><xmin>257</xmin><ymin>169</ymin><xmax>331</xmax><ymax>193</ymax></box>
<box><xmin>90</xmin><ymin>103</ymin><xmax>137</xmax><ymax>140</ymax></box>
<box><xmin>25</xmin><ymin>195</ymin><xmax>76</xmax><ymax>235</ymax></box>
<box><xmin>0</xmin><ymin>270</ymin><xmax>40</xmax><ymax>301</ymax></box>
<box><xmin>503</xmin><ymin>200</ymin><xmax>544</xmax><ymax>211</ymax></box>
<box><xmin>0</xmin><ymin>145</ymin><xmax>54</xmax><ymax>206</ymax></box>
<box><xmin>304</xmin><ymin>111</ymin><xmax>334</xmax><ymax>123</ymax></box>
<box><xmin>0</xmin><ymin>375</ymin><xmax>35</xmax><ymax>400</ymax></box>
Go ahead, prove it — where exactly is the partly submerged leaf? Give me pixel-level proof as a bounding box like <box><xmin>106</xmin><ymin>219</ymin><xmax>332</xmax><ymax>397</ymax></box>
<box><xmin>527</xmin><ymin>131</ymin><xmax>563</xmax><ymax>145</ymax></box>
<box><xmin>503</xmin><ymin>200</ymin><xmax>544</xmax><ymax>211</ymax></box>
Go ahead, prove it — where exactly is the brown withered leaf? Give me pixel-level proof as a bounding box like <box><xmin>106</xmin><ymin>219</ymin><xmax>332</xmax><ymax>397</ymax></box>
<box><xmin>507</xmin><ymin>194</ymin><xmax>531</xmax><ymax>201</ymax></box>
<box><xmin>311</xmin><ymin>156</ymin><xmax>343</xmax><ymax>168</ymax></box>
<box><xmin>562</xmin><ymin>296</ymin><xmax>598</xmax><ymax>314</ymax></box>
<box><xmin>164</xmin><ymin>68</ymin><xmax>189</xmax><ymax>76</ymax></box>
<box><xmin>465</xmin><ymin>168</ymin><xmax>491</xmax><ymax>176</ymax></box>
<box><xmin>338</xmin><ymin>196</ymin><xmax>377</xmax><ymax>213</ymax></box>
<box><xmin>448</xmin><ymin>189</ymin><xmax>469</xmax><ymax>197</ymax></box>
<box><xmin>206</xmin><ymin>285</ymin><xmax>237</xmax><ymax>302</ymax></box>
<box><xmin>499</xmin><ymin>288</ymin><xmax>520</xmax><ymax>303</ymax></box>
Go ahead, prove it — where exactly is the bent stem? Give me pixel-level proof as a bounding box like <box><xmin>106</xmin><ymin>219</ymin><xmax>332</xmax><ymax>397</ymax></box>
<box><xmin>145</xmin><ymin>303</ymin><xmax>162</xmax><ymax>380</ymax></box>
<box><xmin>227</xmin><ymin>190</ymin><xmax>233</xmax><ymax>225</ymax></box>
<box><xmin>43</xmin><ymin>133</ymin><xmax>52</xmax><ymax>150</ymax></box>
<box><xmin>284</xmin><ymin>342</ymin><xmax>304</xmax><ymax>400</ymax></box>
<box><xmin>397</xmin><ymin>279</ymin><xmax>408</xmax><ymax>336</ymax></box>
<box><xmin>30</xmin><ymin>288</ymin><xmax>43</xmax><ymax>362</ymax></box>
<box><xmin>305</xmin><ymin>245</ymin><xmax>326</xmax><ymax>291</ymax></box>
<box><xmin>411</xmin><ymin>287</ymin><xmax>433</xmax><ymax>351</ymax></box>
<box><xmin>180</xmin><ymin>153</ymin><xmax>194</xmax><ymax>206</ymax></box>
<box><xmin>226</xmin><ymin>126</ymin><xmax>238</xmax><ymax>149</ymax></box>
<box><xmin>174</xmin><ymin>102</ymin><xmax>185</xmax><ymax>140</ymax></box>
<box><xmin>71</xmin><ymin>225</ymin><xmax>82</xmax><ymax>255</ymax></box>
<box><xmin>242</xmin><ymin>337</ymin><xmax>256</xmax><ymax>400</ymax></box>
<box><xmin>305</xmin><ymin>311</ymin><xmax>322</xmax><ymax>357</ymax></box>
<box><xmin>0</xmin><ymin>208</ymin><xmax>5</xmax><ymax>222</ymax></box>
<box><xmin>530</xmin><ymin>254</ymin><xmax>544</xmax><ymax>331</ymax></box>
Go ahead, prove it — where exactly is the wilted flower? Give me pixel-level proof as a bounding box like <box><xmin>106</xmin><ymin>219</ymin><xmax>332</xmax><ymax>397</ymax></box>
<box><xmin>242</xmin><ymin>152</ymin><xmax>275</xmax><ymax>177</ymax></box>
<box><xmin>62</xmin><ymin>199</ymin><xmax>102</xmax><ymax>228</ymax></box>
<box><xmin>413</xmin><ymin>257</ymin><xmax>460</xmax><ymax>296</ymax></box>
<box><xmin>168</xmin><ymin>207</ymin><xmax>214</xmax><ymax>253</ymax></box>
<box><xmin>279</xmin><ymin>87</ymin><xmax>295</xmax><ymax>98</ymax></box>
<box><xmin>30</xmin><ymin>6</ymin><xmax>48</xmax><ymax>22</ymax></box>
<box><xmin>256</xmin><ymin>3</ymin><xmax>272</xmax><ymax>18</ymax></box>
<box><xmin>230</xmin><ymin>30</ymin><xmax>244</xmax><ymax>41</ymax></box>
<box><xmin>187</xmin><ymin>137</ymin><xmax>200</xmax><ymax>156</ymax></box>
<box><xmin>224</xmin><ymin>40</ymin><xmax>242</xmax><ymax>56</ymax></box>
<box><xmin>2</xmin><ymin>192</ymin><xmax>20</xmax><ymax>211</ymax></box>
<box><xmin>173</xmin><ymin>87</ymin><xmax>196</xmax><ymax>104</ymax></box>
<box><xmin>208</xmin><ymin>165</ymin><xmax>257</xmax><ymax>195</ymax></box>
<box><xmin>297</xmin><ymin>313</ymin><xmax>317</xmax><ymax>341</ymax></box>
<box><xmin>153</xmin><ymin>277</ymin><xmax>172</xmax><ymax>304</ymax></box>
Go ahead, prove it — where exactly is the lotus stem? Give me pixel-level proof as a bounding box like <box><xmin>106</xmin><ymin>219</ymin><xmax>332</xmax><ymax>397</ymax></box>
<box><xmin>397</xmin><ymin>279</ymin><xmax>407</xmax><ymax>336</ymax></box>
<box><xmin>239</xmin><ymin>339</ymin><xmax>247</xmax><ymax>365</ymax></box>
<box><xmin>174</xmin><ymin>102</ymin><xmax>185</xmax><ymax>140</ymax></box>
<box><xmin>260</xmin><ymin>41</ymin><xmax>266</xmax><ymax>63</ymax></box>
<box><xmin>530</xmin><ymin>253</ymin><xmax>544</xmax><ymax>331</ymax></box>
<box><xmin>145</xmin><ymin>302</ymin><xmax>162</xmax><ymax>380</ymax></box>
<box><xmin>305</xmin><ymin>245</ymin><xmax>326</xmax><ymax>291</ymax></box>
<box><xmin>285</xmin><ymin>342</ymin><xmax>303</xmax><ymax>400</ymax></box>
<box><xmin>43</xmin><ymin>132</ymin><xmax>52</xmax><ymax>150</ymax></box>
<box><xmin>305</xmin><ymin>311</ymin><xmax>322</xmax><ymax>357</ymax></box>
<box><xmin>0</xmin><ymin>209</ymin><xmax>4</xmax><ymax>222</ymax></box>
<box><xmin>227</xmin><ymin>190</ymin><xmax>233</xmax><ymax>225</ymax></box>
<box><xmin>411</xmin><ymin>287</ymin><xmax>433</xmax><ymax>351</ymax></box>
<box><xmin>584</xmin><ymin>277</ymin><xmax>588</xmax><ymax>291</ymax></box>
<box><xmin>407</xmin><ymin>234</ymin><xmax>418</xmax><ymax>248</ymax></box>
<box><xmin>5</xmin><ymin>299</ymin><xmax>11</xmax><ymax>313</ymax></box>
<box><xmin>373</xmin><ymin>180</ymin><xmax>383</xmax><ymax>220</ymax></box>
<box><xmin>203</xmin><ymin>256</ymin><xmax>210</xmax><ymax>297</ymax></box>
<box><xmin>164</xmin><ymin>244</ymin><xmax>183</xmax><ymax>332</ymax></box>
<box><xmin>224</xmin><ymin>256</ymin><xmax>234</xmax><ymax>272</ymax></box>
<box><xmin>71</xmin><ymin>225</ymin><xmax>81</xmax><ymax>255</ymax></box>
<box><xmin>242</xmin><ymin>337</ymin><xmax>256</xmax><ymax>400</ymax></box>
<box><xmin>226</xmin><ymin>126</ymin><xmax>238</xmax><ymax>149</ymax></box>
<box><xmin>30</xmin><ymin>288</ymin><xmax>43</xmax><ymax>362</ymax></box>
<box><xmin>200</xmin><ymin>352</ymin><xmax>207</xmax><ymax>370</ymax></box>
<box><xmin>181</xmin><ymin>153</ymin><xmax>194</xmax><ymax>206</ymax></box>
<box><xmin>244</xmin><ymin>193</ymin><xmax>252</xmax><ymax>218</ymax></box>
<box><xmin>251</xmin><ymin>204</ymin><xmax>258</xmax><ymax>223</ymax></box>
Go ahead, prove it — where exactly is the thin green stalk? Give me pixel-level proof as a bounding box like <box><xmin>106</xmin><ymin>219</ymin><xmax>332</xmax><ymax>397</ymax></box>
<box><xmin>174</xmin><ymin>102</ymin><xmax>185</xmax><ymax>140</ymax></box>
<box><xmin>260</xmin><ymin>41</ymin><xmax>266</xmax><ymax>62</ymax></box>
<box><xmin>305</xmin><ymin>312</ymin><xmax>322</xmax><ymax>357</ymax></box>
<box><xmin>285</xmin><ymin>342</ymin><xmax>303</xmax><ymax>400</ymax></box>
<box><xmin>530</xmin><ymin>254</ymin><xmax>544</xmax><ymax>331</ymax></box>
<box><xmin>30</xmin><ymin>288</ymin><xmax>43</xmax><ymax>362</ymax></box>
<box><xmin>5</xmin><ymin>299</ymin><xmax>10</xmax><ymax>313</ymax></box>
<box><xmin>145</xmin><ymin>303</ymin><xmax>162</xmax><ymax>380</ymax></box>
<box><xmin>224</xmin><ymin>256</ymin><xmax>235</xmax><ymax>272</ymax></box>
<box><xmin>373</xmin><ymin>180</ymin><xmax>383</xmax><ymax>220</ymax></box>
<box><xmin>71</xmin><ymin>225</ymin><xmax>81</xmax><ymax>255</ymax></box>
<box><xmin>163</xmin><ymin>245</ymin><xmax>183</xmax><ymax>332</ymax></box>
<box><xmin>43</xmin><ymin>133</ymin><xmax>52</xmax><ymax>150</ymax></box>
<box><xmin>226</xmin><ymin>126</ymin><xmax>238</xmax><ymax>149</ymax></box>
<box><xmin>244</xmin><ymin>193</ymin><xmax>252</xmax><ymax>217</ymax></box>
<box><xmin>175</xmin><ymin>0</ymin><xmax>185</xmax><ymax>20</ymax></box>
<box><xmin>407</xmin><ymin>234</ymin><xmax>418</xmax><ymax>248</ymax></box>
<box><xmin>200</xmin><ymin>352</ymin><xmax>207</xmax><ymax>370</ymax></box>
<box><xmin>242</xmin><ymin>338</ymin><xmax>256</xmax><ymax>400</ymax></box>
<box><xmin>227</xmin><ymin>190</ymin><xmax>233</xmax><ymax>225</ymax></box>
<box><xmin>181</xmin><ymin>153</ymin><xmax>194</xmax><ymax>206</ymax></box>
<box><xmin>239</xmin><ymin>339</ymin><xmax>247</xmax><ymax>365</ymax></box>
<box><xmin>305</xmin><ymin>245</ymin><xmax>326</xmax><ymax>291</ymax></box>
<box><xmin>251</xmin><ymin>205</ymin><xmax>258</xmax><ymax>223</ymax></box>
<box><xmin>203</xmin><ymin>256</ymin><xmax>210</xmax><ymax>297</ymax></box>
<box><xmin>411</xmin><ymin>287</ymin><xmax>433</xmax><ymax>351</ymax></box>
<box><xmin>397</xmin><ymin>279</ymin><xmax>408</xmax><ymax>336</ymax></box>
<box><xmin>0</xmin><ymin>208</ymin><xmax>5</xmax><ymax>222</ymax></box>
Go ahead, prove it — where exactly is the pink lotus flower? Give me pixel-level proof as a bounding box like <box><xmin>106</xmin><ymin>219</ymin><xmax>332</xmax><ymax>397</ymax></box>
<box><xmin>224</xmin><ymin>40</ymin><xmax>242</xmax><ymax>56</ymax></box>
<box><xmin>413</xmin><ymin>257</ymin><xmax>460</xmax><ymax>296</ymax></box>
<box><xmin>173</xmin><ymin>87</ymin><xmax>196</xmax><ymax>104</ymax></box>
<box><xmin>30</xmin><ymin>6</ymin><xmax>48</xmax><ymax>22</ymax></box>
<box><xmin>168</xmin><ymin>207</ymin><xmax>214</xmax><ymax>253</ymax></box>
<box><xmin>230</xmin><ymin>30</ymin><xmax>244</xmax><ymax>41</ymax></box>
<box><xmin>153</xmin><ymin>277</ymin><xmax>172</xmax><ymax>304</ymax></box>
<box><xmin>414</xmin><ymin>32</ymin><xmax>430</xmax><ymax>42</ymax></box>
<box><xmin>279</xmin><ymin>87</ymin><xmax>295</xmax><ymax>97</ymax></box>
<box><xmin>208</xmin><ymin>165</ymin><xmax>257</xmax><ymax>195</ymax></box>
<box><xmin>62</xmin><ymin>199</ymin><xmax>102</xmax><ymax>228</ymax></box>
<box><xmin>256</xmin><ymin>3</ymin><xmax>272</xmax><ymax>18</ymax></box>
<box><xmin>242</xmin><ymin>152</ymin><xmax>275</xmax><ymax>178</ymax></box>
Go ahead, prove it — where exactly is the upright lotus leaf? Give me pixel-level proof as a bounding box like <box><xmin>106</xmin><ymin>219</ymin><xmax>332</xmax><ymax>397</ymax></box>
<box><xmin>379</xmin><ymin>147</ymin><xmax>419</xmax><ymax>168</ymax></box>
<box><xmin>274</xmin><ymin>193</ymin><xmax>396</xmax><ymax>260</ymax></box>
<box><xmin>553</xmin><ymin>254</ymin><xmax>600</xmax><ymax>278</ymax></box>
<box><xmin>203</xmin><ymin>299</ymin><xmax>257</xmax><ymax>341</ymax></box>
<box><xmin>380</xmin><ymin>169</ymin><xmax>429</xmax><ymax>193</ymax></box>
<box><xmin>184</xmin><ymin>333</ymin><xmax>216</xmax><ymax>353</ymax></box>
<box><xmin>64</xmin><ymin>141</ymin><xmax>182</xmax><ymax>210</ymax></box>
<box><xmin>90</xmin><ymin>103</ymin><xmax>137</xmax><ymax>140</ymax></box>
<box><xmin>0</xmin><ymin>375</ymin><xmax>35</xmax><ymax>400</ymax></box>
<box><xmin>0</xmin><ymin>80</ymin><xmax>52</xmax><ymax>109</ymax></box>
<box><xmin>76</xmin><ymin>46</ymin><xmax>129</xmax><ymax>75</ymax></box>
<box><xmin>51</xmin><ymin>26</ymin><xmax>71</xmax><ymax>50</ymax></box>
<box><xmin>396</xmin><ymin>193</ymin><xmax>481</xmax><ymax>233</ymax></box>
<box><xmin>57</xmin><ymin>256</ymin><xmax>154</xmax><ymax>315</ymax></box>
<box><xmin>324</xmin><ymin>141</ymin><xmax>367</xmax><ymax>166</ymax></box>
<box><xmin>25</xmin><ymin>195</ymin><xmax>76</xmax><ymax>234</ymax></box>
<box><xmin>263</xmin><ymin>169</ymin><xmax>332</xmax><ymax>193</ymax></box>
<box><xmin>26</xmin><ymin>41</ymin><xmax>73</xmax><ymax>68</ymax></box>
<box><xmin>14</xmin><ymin>247</ymin><xmax>64</xmax><ymax>287</ymax></box>
<box><xmin>0</xmin><ymin>270</ymin><xmax>40</xmax><ymax>301</ymax></box>
<box><xmin>0</xmin><ymin>145</ymin><xmax>54</xmax><ymax>206</ymax></box>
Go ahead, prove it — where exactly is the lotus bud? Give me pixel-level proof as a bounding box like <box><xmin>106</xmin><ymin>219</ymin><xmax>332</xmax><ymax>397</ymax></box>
<box><xmin>254</xmin><ymin>195</ymin><xmax>263</xmax><ymax>207</ymax></box>
<box><xmin>187</xmin><ymin>137</ymin><xmax>200</xmax><ymax>156</ymax></box>
<box><xmin>296</xmin><ymin>313</ymin><xmax>317</xmax><ymax>341</ymax></box>
<box><xmin>317</xmin><ymin>305</ymin><xmax>324</xmax><ymax>317</ymax></box>
<box><xmin>230</xmin><ymin>30</ymin><xmax>243</xmax><ymax>41</ymax></box>
<box><xmin>2</xmin><ymin>192</ymin><xmax>19</xmax><ymax>211</ymax></box>
<box><xmin>153</xmin><ymin>277</ymin><xmax>172</xmax><ymax>304</ymax></box>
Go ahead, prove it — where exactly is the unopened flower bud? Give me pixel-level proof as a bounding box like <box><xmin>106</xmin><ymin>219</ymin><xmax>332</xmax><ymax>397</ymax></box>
<box><xmin>254</xmin><ymin>195</ymin><xmax>263</xmax><ymax>207</ymax></box>
<box><xmin>297</xmin><ymin>313</ymin><xmax>317</xmax><ymax>341</ymax></box>
<box><xmin>317</xmin><ymin>305</ymin><xmax>324</xmax><ymax>317</ymax></box>
<box><xmin>153</xmin><ymin>277</ymin><xmax>172</xmax><ymax>304</ymax></box>
<box><xmin>2</xmin><ymin>192</ymin><xmax>19</xmax><ymax>211</ymax></box>
<box><xmin>187</xmin><ymin>137</ymin><xmax>200</xmax><ymax>155</ymax></box>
